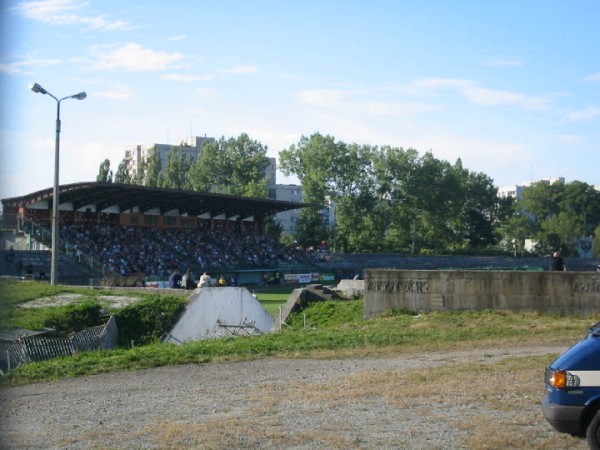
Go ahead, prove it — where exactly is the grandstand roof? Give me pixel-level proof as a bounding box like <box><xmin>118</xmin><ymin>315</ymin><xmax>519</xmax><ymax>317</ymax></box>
<box><xmin>2</xmin><ymin>182</ymin><xmax>306</xmax><ymax>220</ymax></box>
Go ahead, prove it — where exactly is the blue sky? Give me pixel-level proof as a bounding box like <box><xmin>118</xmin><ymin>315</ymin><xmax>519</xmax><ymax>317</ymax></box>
<box><xmin>1</xmin><ymin>0</ymin><xmax>599</xmax><ymax>201</ymax></box>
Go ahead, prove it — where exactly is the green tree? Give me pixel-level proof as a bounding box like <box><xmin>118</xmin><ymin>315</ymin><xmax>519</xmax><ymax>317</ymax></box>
<box><xmin>280</xmin><ymin>133</ymin><xmax>340</xmax><ymax>204</ymax></box>
<box><xmin>114</xmin><ymin>158</ymin><xmax>132</xmax><ymax>184</ymax></box>
<box><xmin>280</xmin><ymin>135</ymin><xmax>508</xmax><ymax>254</ymax></box>
<box><xmin>521</xmin><ymin>180</ymin><xmax>600</xmax><ymax>256</ymax></box>
<box><xmin>448</xmin><ymin>159</ymin><xmax>499</xmax><ymax>250</ymax></box>
<box><xmin>134</xmin><ymin>155</ymin><xmax>147</xmax><ymax>185</ymax></box>
<box><xmin>160</xmin><ymin>146</ymin><xmax>192</xmax><ymax>190</ymax></box>
<box><xmin>521</xmin><ymin>181</ymin><xmax>563</xmax><ymax>223</ymax></box>
<box><xmin>279</xmin><ymin>133</ymin><xmax>362</xmax><ymax>249</ymax></box>
<box><xmin>145</xmin><ymin>147</ymin><xmax>162</xmax><ymax>187</ymax></box>
<box><xmin>497</xmin><ymin>208</ymin><xmax>536</xmax><ymax>257</ymax></box>
<box><xmin>541</xmin><ymin>211</ymin><xmax>582</xmax><ymax>255</ymax></box>
<box><xmin>262</xmin><ymin>215</ymin><xmax>284</xmax><ymax>240</ymax></box>
<box><xmin>294</xmin><ymin>207</ymin><xmax>329</xmax><ymax>249</ymax></box>
<box><xmin>189</xmin><ymin>133</ymin><xmax>270</xmax><ymax>197</ymax></box>
<box><xmin>188</xmin><ymin>140</ymin><xmax>218</xmax><ymax>192</ymax></box>
<box><xmin>562</xmin><ymin>181</ymin><xmax>600</xmax><ymax>236</ymax></box>
<box><xmin>96</xmin><ymin>159</ymin><xmax>113</xmax><ymax>183</ymax></box>
<box><xmin>371</xmin><ymin>146</ymin><xmax>420</xmax><ymax>253</ymax></box>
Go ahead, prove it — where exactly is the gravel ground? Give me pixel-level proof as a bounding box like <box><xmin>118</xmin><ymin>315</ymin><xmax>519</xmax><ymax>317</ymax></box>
<box><xmin>0</xmin><ymin>345</ymin><xmax>589</xmax><ymax>450</ymax></box>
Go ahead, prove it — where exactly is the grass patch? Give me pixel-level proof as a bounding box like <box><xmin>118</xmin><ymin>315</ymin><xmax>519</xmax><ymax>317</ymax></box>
<box><xmin>0</xmin><ymin>279</ymin><xmax>152</xmax><ymax>330</ymax></box>
<box><xmin>0</xmin><ymin>278</ymin><xmax>598</xmax><ymax>388</ymax></box>
<box><xmin>253</xmin><ymin>285</ymin><xmax>295</xmax><ymax>315</ymax></box>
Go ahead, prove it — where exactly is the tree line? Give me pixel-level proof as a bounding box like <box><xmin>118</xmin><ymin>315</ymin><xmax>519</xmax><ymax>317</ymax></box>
<box><xmin>97</xmin><ymin>133</ymin><xmax>271</xmax><ymax>198</ymax></box>
<box><xmin>97</xmin><ymin>132</ymin><xmax>600</xmax><ymax>257</ymax></box>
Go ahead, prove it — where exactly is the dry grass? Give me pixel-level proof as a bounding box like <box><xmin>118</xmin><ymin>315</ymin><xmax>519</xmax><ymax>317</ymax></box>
<box><xmin>284</xmin><ymin>333</ymin><xmax>583</xmax><ymax>361</ymax></box>
<box><xmin>151</xmin><ymin>417</ymin><xmax>359</xmax><ymax>449</ymax></box>
<box><xmin>109</xmin><ymin>353</ymin><xmax>586</xmax><ymax>449</ymax></box>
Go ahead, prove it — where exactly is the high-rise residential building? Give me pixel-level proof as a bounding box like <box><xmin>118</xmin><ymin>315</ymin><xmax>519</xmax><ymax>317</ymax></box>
<box><xmin>123</xmin><ymin>136</ymin><xmax>215</xmax><ymax>180</ymax></box>
<box><xmin>121</xmin><ymin>135</ymin><xmax>276</xmax><ymax>189</ymax></box>
<box><xmin>499</xmin><ymin>177</ymin><xmax>565</xmax><ymax>200</ymax></box>
<box><xmin>274</xmin><ymin>184</ymin><xmax>304</xmax><ymax>233</ymax></box>
<box><xmin>121</xmin><ymin>135</ymin><xmax>301</xmax><ymax>231</ymax></box>
<box><xmin>498</xmin><ymin>184</ymin><xmax>527</xmax><ymax>200</ymax></box>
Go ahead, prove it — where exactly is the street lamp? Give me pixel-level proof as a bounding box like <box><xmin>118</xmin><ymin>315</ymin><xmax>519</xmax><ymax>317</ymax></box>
<box><xmin>30</xmin><ymin>83</ymin><xmax>86</xmax><ymax>285</ymax></box>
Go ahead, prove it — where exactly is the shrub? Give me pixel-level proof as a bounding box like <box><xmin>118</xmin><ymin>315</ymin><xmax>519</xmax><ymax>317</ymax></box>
<box><xmin>115</xmin><ymin>296</ymin><xmax>186</xmax><ymax>347</ymax></box>
<box><xmin>43</xmin><ymin>301</ymin><xmax>104</xmax><ymax>334</ymax></box>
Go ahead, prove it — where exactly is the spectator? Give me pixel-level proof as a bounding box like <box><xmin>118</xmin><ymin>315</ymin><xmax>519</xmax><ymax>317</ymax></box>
<box><xmin>168</xmin><ymin>269</ymin><xmax>182</xmax><ymax>288</ymax></box>
<box><xmin>198</xmin><ymin>272</ymin><xmax>211</xmax><ymax>288</ymax></box>
<box><xmin>182</xmin><ymin>269</ymin><xmax>195</xmax><ymax>290</ymax></box>
<box><xmin>45</xmin><ymin>221</ymin><xmax>310</xmax><ymax>279</ymax></box>
<box><xmin>549</xmin><ymin>252</ymin><xmax>565</xmax><ymax>271</ymax></box>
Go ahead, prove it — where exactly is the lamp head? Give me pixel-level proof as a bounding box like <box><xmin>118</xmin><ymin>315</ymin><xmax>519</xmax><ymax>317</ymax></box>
<box><xmin>72</xmin><ymin>91</ymin><xmax>87</xmax><ymax>100</ymax></box>
<box><xmin>30</xmin><ymin>83</ymin><xmax>48</xmax><ymax>95</ymax></box>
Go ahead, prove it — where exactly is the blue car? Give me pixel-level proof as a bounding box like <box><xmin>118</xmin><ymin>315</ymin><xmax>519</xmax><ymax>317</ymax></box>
<box><xmin>543</xmin><ymin>322</ymin><xmax>600</xmax><ymax>449</ymax></box>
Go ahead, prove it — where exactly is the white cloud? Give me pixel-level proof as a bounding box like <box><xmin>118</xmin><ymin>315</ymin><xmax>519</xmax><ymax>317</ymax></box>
<box><xmin>565</xmin><ymin>106</ymin><xmax>599</xmax><ymax>122</ymax></box>
<box><xmin>363</xmin><ymin>101</ymin><xmax>438</xmax><ymax>116</ymax></box>
<box><xmin>549</xmin><ymin>134</ymin><xmax>587</xmax><ymax>144</ymax></box>
<box><xmin>194</xmin><ymin>88</ymin><xmax>218</xmax><ymax>100</ymax></box>
<box><xmin>94</xmin><ymin>83</ymin><xmax>135</xmax><ymax>101</ymax></box>
<box><xmin>298</xmin><ymin>89</ymin><xmax>346</xmax><ymax>107</ymax></box>
<box><xmin>13</xmin><ymin>0</ymin><xmax>84</xmax><ymax>19</ymax></box>
<box><xmin>166</xmin><ymin>35</ymin><xmax>186</xmax><ymax>42</ymax></box>
<box><xmin>60</xmin><ymin>140</ymin><xmax>124</xmax><ymax>185</ymax></box>
<box><xmin>413</xmin><ymin>134</ymin><xmax>532</xmax><ymax>182</ymax></box>
<box><xmin>220</xmin><ymin>65</ymin><xmax>259</xmax><ymax>75</ymax></box>
<box><xmin>481</xmin><ymin>56</ymin><xmax>523</xmax><ymax>67</ymax></box>
<box><xmin>583</xmin><ymin>72</ymin><xmax>600</xmax><ymax>83</ymax></box>
<box><xmin>463</xmin><ymin>86</ymin><xmax>547</xmax><ymax>110</ymax></box>
<box><xmin>90</xmin><ymin>43</ymin><xmax>184</xmax><ymax>71</ymax></box>
<box><xmin>298</xmin><ymin>88</ymin><xmax>436</xmax><ymax>117</ymax></box>
<box><xmin>12</xmin><ymin>0</ymin><xmax>131</xmax><ymax>30</ymax></box>
<box><xmin>414</xmin><ymin>77</ymin><xmax>549</xmax><ymax>111</ymax></box>
<box><xmin>0</xmin><ymin>63</ymin><xmax>23</xmax><ymax>75</ymax></box>
<box><xmin>162</xmin><ymin>73</ymin><xmax>213</xmax><ymax>82</ymax></box>
<box><xmin>414</xmin><ymin>77</ymin><xmax>471</xmax><ymax>90</ymax></box>
<box><xmin>0</xmin><ymin>57</ymin><xmax>61</xmax><ymax>75</ymax></box>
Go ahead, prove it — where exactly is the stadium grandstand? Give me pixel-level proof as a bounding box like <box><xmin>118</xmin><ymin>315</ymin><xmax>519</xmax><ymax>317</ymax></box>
<box><xmin>4</xmin><ymin>183</ymin><xmax>598</xmax><ymax>287</ymax></box>
<box><xmin>0</xmin><ymin>182</ymin><xmax>317</xmax><ymax>286</ymax></box>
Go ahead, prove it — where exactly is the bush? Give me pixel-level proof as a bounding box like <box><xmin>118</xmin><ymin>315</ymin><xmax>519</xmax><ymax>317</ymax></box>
<box><xmin>43</xmin><ymin>301</ymin><xmax>104</xmax><ymax>334</ymax></box>
<box><xmin>115</xmin><ymin>296</ymin><xmax>186</xmax><ymax>347</ymax></box>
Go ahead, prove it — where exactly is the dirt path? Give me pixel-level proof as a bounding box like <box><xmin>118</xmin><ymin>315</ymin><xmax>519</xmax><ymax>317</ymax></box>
<box><xmin>0</xmin><ymin>345</ymin><xmax>588</xmax><ymax>449</ymax></box>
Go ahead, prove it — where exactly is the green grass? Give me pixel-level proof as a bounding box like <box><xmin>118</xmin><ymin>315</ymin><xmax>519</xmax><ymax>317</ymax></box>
<box><xmin>253</xmin><ymin>285</ymin><xmax>295</xmax><ymax>315</ymax></box>
<box><xmin>0</xmin><ymin>279</ymin><xmax>168</xmax><ymax>330</ymax></box>
<box><xmin>0</xmin><ymin>279</ymin><xmax>598</xmax><ymax>386</ymax></box>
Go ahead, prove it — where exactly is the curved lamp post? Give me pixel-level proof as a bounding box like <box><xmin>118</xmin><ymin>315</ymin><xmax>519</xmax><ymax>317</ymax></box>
<box><xmin>30</xmin><ymin>83</ymin><xmax>86</xmax><ymax>285</ymax></box>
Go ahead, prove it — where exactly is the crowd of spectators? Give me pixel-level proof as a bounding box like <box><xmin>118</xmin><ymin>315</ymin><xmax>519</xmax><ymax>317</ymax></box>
<box><xmin>57</xmin><ymin>222</ymin><xmax>310</xmax><ymax>278</ymax></box>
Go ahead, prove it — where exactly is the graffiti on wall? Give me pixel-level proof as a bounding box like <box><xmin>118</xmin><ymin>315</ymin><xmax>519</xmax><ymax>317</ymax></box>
<box><xmin>367</xmin><ymin>279</ymin><xmax>429</xmax><ymax>294</ymax></box>
<box><xmin>572</xmin><ymin>282</ymin><xmax>600</xmax><ymax>293</ymax></box>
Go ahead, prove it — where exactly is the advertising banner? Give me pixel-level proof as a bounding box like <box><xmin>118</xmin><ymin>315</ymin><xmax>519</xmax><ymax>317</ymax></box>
<box><xmin>283</xmin><ymin>273</ymin><xmax>321</xmax><ymax>284</ymax></box>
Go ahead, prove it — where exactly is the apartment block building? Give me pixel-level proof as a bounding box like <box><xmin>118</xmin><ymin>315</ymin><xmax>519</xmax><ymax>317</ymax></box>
<box><xmin>121</xmin><ymin>135</ymin><xmax>299</xmax><ymax>232</ymax></box>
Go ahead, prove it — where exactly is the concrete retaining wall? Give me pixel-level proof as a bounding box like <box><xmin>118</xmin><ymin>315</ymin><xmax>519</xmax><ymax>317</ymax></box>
<box><xmin>364</xmin><ymin>269</ymin><xmax>600</xmax><ymax>318</ymax></box>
